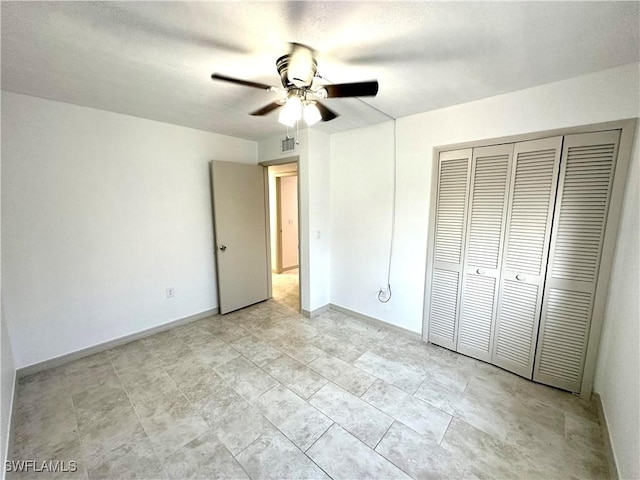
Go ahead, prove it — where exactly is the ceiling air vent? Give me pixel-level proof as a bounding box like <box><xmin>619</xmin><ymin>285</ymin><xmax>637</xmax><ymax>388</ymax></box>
<box><xmin>281</xmin><ymin>137</ymin><xmax>296</xmax><ymax>152</ymax></box>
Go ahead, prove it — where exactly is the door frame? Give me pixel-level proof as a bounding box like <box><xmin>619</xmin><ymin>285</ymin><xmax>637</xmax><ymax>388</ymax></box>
<box><xmin>260</xmin><ymin>156</ymin><xmax>302</xmax><ymax>313</ymax></box>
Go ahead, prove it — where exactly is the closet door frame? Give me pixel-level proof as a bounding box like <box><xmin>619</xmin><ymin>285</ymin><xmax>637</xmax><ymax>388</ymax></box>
<box><xmin>422</xmin><ymin>118</ymin><xmax>637</xmax><ymax>399</ymax></box>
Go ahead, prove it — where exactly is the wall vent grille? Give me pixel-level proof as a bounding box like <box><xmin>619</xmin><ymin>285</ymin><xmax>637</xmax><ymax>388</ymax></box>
<box><xmin>281</xmin><ymin>137</ymin><xmax>296</xmax><ymax>152</ymax></box>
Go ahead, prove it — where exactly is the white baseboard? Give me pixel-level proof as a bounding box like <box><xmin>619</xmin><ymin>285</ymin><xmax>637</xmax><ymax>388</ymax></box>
<box><xmin>302</xmin><ymin>304</ymin><xmax>330</xmax><ymax>319</ymax></box>
<box><xmin>16</xmin><ymin>308</ymin><xmax>219</xmax><ymax>378</ymax></box>
<box><xmin>593</xmin><ymin>392</ymin><xmax>619</xmax><ymax>480</ymax></box>
<box><xmin>329</xmin><ymin>304</ymin><xmax>422</xmax><ymax>341</ymax></box>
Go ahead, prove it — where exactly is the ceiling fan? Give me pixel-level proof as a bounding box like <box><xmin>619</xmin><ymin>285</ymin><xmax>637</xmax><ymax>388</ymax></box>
<box><xmin>211</xmin><ymin>43</ymin><xmax>379</xmax><ymax>127</ymax></box>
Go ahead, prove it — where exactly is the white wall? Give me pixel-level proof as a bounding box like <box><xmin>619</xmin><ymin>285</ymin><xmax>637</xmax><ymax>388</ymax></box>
<box><xmin>330</xmin><ymin>62</ymin><xmax>639</xmax><ymax>477</ymax></box>
<box><xmin>307</xmin><ymin>129</ymin><xmax>331</xmax><ymax>311</ymax></box>
<box><xmin>1</xmin><ymin>91</ymin><xmax>257</xmax><ymax>368</ymax></box>
<box><xmin>330</xmin><ymin>121</ymin><xmax>395</xmax><ymax>317</ymax></box>
<box><xmin>594</xmin><ymin>123</ymin><xmax>639</xmax><ymax>480</ymax></box>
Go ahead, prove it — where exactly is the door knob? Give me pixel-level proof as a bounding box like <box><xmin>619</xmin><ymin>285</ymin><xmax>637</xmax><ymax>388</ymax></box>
<box><xmin>219</xmin><ymin>245</ymin><xmax>227</xmax><ymax>251</ymax></box>
<box><xmin>516</xmin><ymin>274</ymin><xmax>526</xmax><ymax>281</ymax></box>
<box><xmin>476</xmin><ymin>268</ymin><xmax>485</xmax><ymax>275</ymax></box>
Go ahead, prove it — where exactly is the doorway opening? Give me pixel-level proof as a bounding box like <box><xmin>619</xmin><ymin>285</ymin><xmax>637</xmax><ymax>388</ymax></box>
<box><xmin>267</xmin><ymin>162</ymin><xmax>300</xmax><ymax>312</ymax></box>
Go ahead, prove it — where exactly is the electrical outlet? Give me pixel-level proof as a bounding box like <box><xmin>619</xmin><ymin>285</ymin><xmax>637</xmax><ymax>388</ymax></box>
<box><xmin>378</xmin><ymin>286</ymin><xmax>390</xmax><ymax>302</ymax></box>
<box><xmin>166</xmin><ymin>287</ymin><xmax>175</xmax><ymax>298</ymax></box>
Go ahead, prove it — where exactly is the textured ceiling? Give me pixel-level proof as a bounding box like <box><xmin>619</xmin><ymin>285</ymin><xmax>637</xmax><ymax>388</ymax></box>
<box><xmin>2</xmin><ymin>1</ymin><xmax>638</xmax><ymax>141</ymax></box>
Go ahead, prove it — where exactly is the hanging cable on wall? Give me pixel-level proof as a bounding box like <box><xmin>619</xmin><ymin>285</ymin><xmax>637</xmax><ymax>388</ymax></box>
<box><xmin>343</xmin><ymin>91</ymin><xmax>397</xmax><ymax>303</ymax></box>
<box><xmin>378</xmin><ymin>118</ymin><xmax>397</xmax><ymax>303</ymax></box>
<box><xmin>311</xmin><ymin>75</ymin><xmax>398</xmax><ymax>303</ymax></box>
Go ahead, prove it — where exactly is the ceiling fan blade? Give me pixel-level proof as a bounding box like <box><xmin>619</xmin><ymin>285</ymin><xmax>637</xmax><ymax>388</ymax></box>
<box><xmin>250</xmin><ymin>101</ymin><xmax>283</xmax><ymax>116</ymax></box>
<box><xmin>323</xmin><ymin>80</ymin><xmax>379</xmax><ymax>98</ymax></box>
<box><xmin>315</xmin><ymin>101</ymin><xmax>339</xmax><ymax>122</ymax></box>
<box><xmin>211</xmin><ymin>73</ymin><xmax>274</xmax><ymax>91</ymax></box>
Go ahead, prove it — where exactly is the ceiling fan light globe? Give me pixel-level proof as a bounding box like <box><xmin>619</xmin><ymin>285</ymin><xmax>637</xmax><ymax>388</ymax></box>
<box><xmin>304</xmin><ymin>103</ymin><xmax>322</xmax><ymax>126</ymax></box>
<box><xmin>278</xmin><ymin>96</ymin><xmax>302</xmax><ymax>127</ymax></box>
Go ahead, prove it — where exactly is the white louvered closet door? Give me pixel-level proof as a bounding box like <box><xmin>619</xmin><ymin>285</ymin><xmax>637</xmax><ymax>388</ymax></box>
<box><xmin>533</xmin><ymin>130</ymin><xmax>621</xmax><ymax>392</ymax></box>
<box><xmin>456</xmin><ymin>144</ymin><xmax>513</xmax><ymax>362</ymax></box>
<box><xmin>427</xmin><ymin>149</ymin><xmax>472</xmax><ymax>350</ymax></box>
<box><xmin>492</xmin><ymin>137</ymin><xmax>563</xmax><ymax>378</ymax></box>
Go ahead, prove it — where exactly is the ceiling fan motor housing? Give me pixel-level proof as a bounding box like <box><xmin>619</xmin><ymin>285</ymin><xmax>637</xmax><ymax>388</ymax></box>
<box><xmin>276</xmin><ymin>54</ymin><xmax>317</xmax><ymax>89</ymax></box>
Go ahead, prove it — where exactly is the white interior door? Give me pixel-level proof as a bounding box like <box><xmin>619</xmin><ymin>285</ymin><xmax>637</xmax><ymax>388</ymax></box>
<box><xmin>427</xmin><ymin>149</ymin><xmax>473</xmax><ymax>350</ymax></box>
<box><xmin>533</xmin><ymin>130</ymin><xmax>620</xmax><ymax>392</ymax></box>
<box><xmin>491</xmin><ymin>136</ymin><xmax>563</xmax><ymax>378</ymax></box>
<box><xmin>211</xmin><ymin>160</ymin><xmax>269</xmax><ymax>314</ymax></box>
<box><xmin>456</xmin><ymin>144</ymin><xmax>513</xmax><ymax>362</ymax></box>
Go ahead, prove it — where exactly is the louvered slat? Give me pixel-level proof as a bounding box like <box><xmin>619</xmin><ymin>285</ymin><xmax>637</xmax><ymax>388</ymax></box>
<box><xmin>536</xmin><ymin>289</ymin><xmax>592</xmax><ymax>383</ymax></box>
<box><xmin>494</xmin><ymin>280</ymin><xmax>539</xmax><ymax>368</ymax></box>
<box><xmin>504</xmin><ymin>148</ymin><xmax>557</xmax><ymax>275</ymax></box>
<box><xmin>458</xmin><ymin>275</ymin><xmax>496</xmax><ymax>356</ymax></box>
<box><xmin>429</xmin><ymin>269</ymin><xmax>460</xmax><ymax>343</ymax></box>
<box><xmin>434</xmin><ymin>158</ymin><xmax>469</xmax><ymax>264</ymax></box>
<box><xmin>466</xmin><ymin>153</ymin><xmax>510</xmax><ymax>269</ymax></box>
<box><xmin>550</xmin><ymin>144</ymin><xmax>615</xmax><ymax>282</ymax></box>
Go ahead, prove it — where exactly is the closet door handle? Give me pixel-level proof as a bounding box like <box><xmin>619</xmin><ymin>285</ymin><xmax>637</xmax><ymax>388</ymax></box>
<box><xmin>516</xmin><ymin>274</ymin><xmax>526</xmax><ymax>281</ymax></box>
<box><xmin>476</xmin><ymin>268</ymin><xmax>485</xmax><ymax>275</ymax></box>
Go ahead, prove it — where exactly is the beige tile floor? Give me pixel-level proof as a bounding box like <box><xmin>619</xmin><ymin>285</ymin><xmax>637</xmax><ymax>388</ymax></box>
<box><xmin>8</xmin><ymin>273</ymin><xmax>608</xmax><ymax>479</ymax></box>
